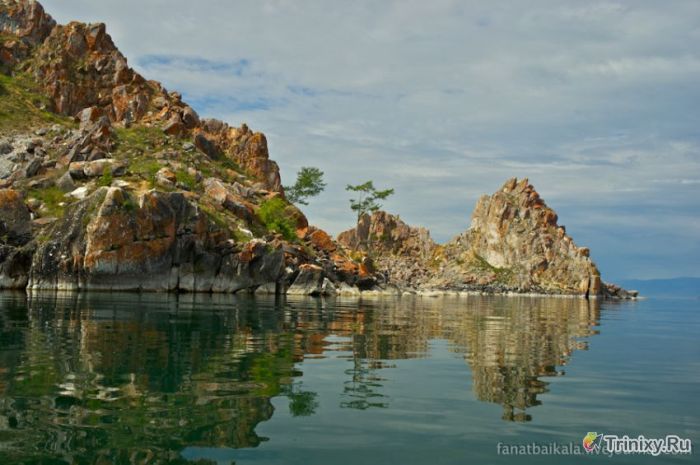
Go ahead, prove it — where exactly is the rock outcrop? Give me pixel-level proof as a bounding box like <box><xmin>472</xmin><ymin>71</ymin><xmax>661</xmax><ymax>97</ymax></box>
<box><xmin>337</xmin><ymin>179</ymin><xmax>633</xmax><ymax>298</ymax></box>
<box><xmin>0</xmin><ymin>0</ymin><xmax>55</xmax><ymax>69</ymax></box>
<box><xmin>0</xmin><ymin>0</ymin><xmax>282</xmax><ymax>192</ymax></box>
<box><xmin>434</xmin><ymin>178</ymin><xmax>602</xmax><ymax>296</ymax></box>
<box><xmin>0</xmin><ymin>0</ymin><xmax>373</xmax><ymax>295</ymax></box>
<box><xmin>337</xmin><ymin>211</ymin><xmax>437</xmax><ymax>289</ymax></box>
<box><xmin>0</xmin><ymin>188</ymin><xmax>33</xmax><ymax>288</ymax></box>
<box><xmin>0</xmin><ymin>2</ymin><xmax>634</xmax><ymax>299</ymax></box>
<box><xmin>28</xmin><ymin>186</ymin><xmax>286</xmax><ymax>291</ymax></box>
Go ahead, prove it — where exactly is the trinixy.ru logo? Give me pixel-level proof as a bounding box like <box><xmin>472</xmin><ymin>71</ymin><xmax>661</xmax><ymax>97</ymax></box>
<box><xmin>582</xmin><ymin>432</ymin><xmax>692</xmax><ymax>456</ymax></box>
<box><xmin>582</xmin><ymin>432</ymin><xmax>603</xmax><ymax>452</ymax></box>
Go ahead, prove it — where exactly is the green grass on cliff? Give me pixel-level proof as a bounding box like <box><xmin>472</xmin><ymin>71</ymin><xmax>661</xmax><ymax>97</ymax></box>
<box><xmin>258</xmin><ymin>198</ymin><xmax>298</xmax><ymax>241</ymax></box>
<box><xmin>113</xmin><ymin>125</ymin><xmax>246</xmax><ymax>190</ymax></box>
<box><xmin>0</xmin><ymin>73</ymin><xmax>72</xmax><ymax>133</ymax></box>
<box><xmin>114</xmin><ymin>126</ymin><xmax>166</xmax><ymax>155</ymax></box>
<box><xmin>200</xmin><ymin>204</ymin><xmax>254</xmax><ymax>243</ymax></box>
<box><xmin>175</xmin><ymin>168</ymin><xmax>197</xmax><ymax>190</ymax></box>
<box><xmin>28</xmin><ymin>186</ymin><xmax>67</xmax><ymax>218</ymax></box>
<box><xmin>471</xmin><ymin>253</ymin><xmax>515</xmax><ymax>284</ymax></box>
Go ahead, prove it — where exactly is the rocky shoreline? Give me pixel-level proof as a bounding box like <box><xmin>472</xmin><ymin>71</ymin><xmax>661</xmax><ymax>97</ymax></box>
<box><xmin>0</xmin><ymin>1</ymin><xmax>638</xmax><ymax>301</ymax></box>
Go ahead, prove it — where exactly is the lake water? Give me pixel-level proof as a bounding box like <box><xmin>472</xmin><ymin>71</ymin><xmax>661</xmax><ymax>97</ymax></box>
<box><xmin>0</xmin><ymin>292</ymin><xmax>697</xmax><ymax>464</ymax></box>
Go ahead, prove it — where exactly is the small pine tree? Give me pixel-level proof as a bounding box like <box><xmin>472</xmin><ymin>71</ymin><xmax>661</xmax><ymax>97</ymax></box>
<box><xmin>346</xmin><ymin>181</ymin><xmax>394</xmax><ymax>222</ymax></box>
<box><xmin>284</xmin><ymin>167</ymin><xmax>326</xmax><ymax>205</ymax></box>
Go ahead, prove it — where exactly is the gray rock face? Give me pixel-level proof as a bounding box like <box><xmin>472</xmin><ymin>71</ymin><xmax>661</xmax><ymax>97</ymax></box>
<box><xmin>0</xmin><ymin>189</ymin><xmax>31</xmax><ymax>246</ymax></box>
<box><xmin>0</xmin><ymin>136</ymin><xmax>48</xmax><ymax>182</ymax></box>
<box><xmin>287</xmin><ymin>264</ymin><xmax>336</xmax><ymax>296</ymax></box>
<box><xmin>203</xmin><ymin>177</ymin><xmax>254</xmax><ymax>223</ymax></box>
<box><xmin>55</xmin><ymin>170</ymin><xmax>76</xmax><ymax>192</ymax></box>
<box><xmin>0</xmin><ymin>0</ymin><xmax>56</xmax><ymax>46</ymax></box>
<box><xmin>194</xmin><ymin>133</ymin><xmax>219</xmax><ymax>159</ymax></box>
<box><xmin>0</xmin><ymin>158</ymin><xmax>14</xmax><ymax>180</ymax></box>
<box><xmin>0</xmin><ymin>245</ymin><xmax>33</xmax><ymax>289</ymax></box>
<box><xmin>0</xmin><ymin>142</ymin><xmax>12</xmax><ymax>155</ymax></box>
<box><xmin>23</xmin><ymin>187</ymin><xmax>285</xmax><ymax>292</ymax></box>
<box><xmin>336</xmin><ymin>179</ymin><xmax>633</xmax><ymax>298</ymax></box>
<box><xmin>24</xmin><ymin>157</ymin><xmax>42</xmax><ymax>177</ymax></box>
<box><xmin>0</xmin><ymin>189</ymin><xmax>33</xmax><ymax>289</ymax></box>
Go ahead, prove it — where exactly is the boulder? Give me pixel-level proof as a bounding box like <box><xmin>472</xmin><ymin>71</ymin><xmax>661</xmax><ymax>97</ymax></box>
<box><xmin>181</xmin><ymin>106</ymin><xmax>199</xmax><ymax>129</ymax></box>
<box><xmin>68</xmin><ymin>186</ymin><xmax>90</xmax><ymax>200</ymax></box>
<box><xmin>0</xmin><ymin>141</ymin><xmax>13</xmax><ymax>155</ymax></box>
<box><xmin>69</xmin><ymin>159</ymin><xmax>126</xmax><ymax>179</ymax></box>
<box><xmin>155</xmin><ymin>167</ymin><xmax>177</xmax><ymax>188</ymax></box>
<box><xmin>77</xmin><ymin>106</ymin><xmax>103</xmax><ymax>130</ymax></box>
<box><xmin>194</xmin><ymin>133</ymin><xmax>219</xmax><ymax>158</ymax></box>
<box><xmin>287</xmin><ymin>264</ymin><xmax>331</xmax><ymax>296</ymax></box>
<box><xmin>55</xmin><ymin>170</ymin><xmax>76</xmax><ymax>192</ymax></box>
<box><xmin>163</xmin><ymin>115</ymin><xmax>184</xmax><ymax>136</ymax></box>
<box><xmin>24</xmin><ymin>157</ymin><xmax>43</xmax><ymax>177</ymax></box>
<box><xmin>203</xmin><ymin>177</ymin><xmax>254</xmax><ymax>223</ymax></box>
<box><xmin>308</xmin><ymin>228</ymin><xmax>336</xmax><ymax>253</ymax></box>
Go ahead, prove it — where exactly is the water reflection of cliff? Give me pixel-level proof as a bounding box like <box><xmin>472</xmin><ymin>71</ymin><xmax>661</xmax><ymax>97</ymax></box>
<box><xmin>0</xmin><ymin>292</ymin><xmax>601</xmax><ymax>463</ymax></box>
<box><xmin>315</xmin><ymin>295</ymin><xmax>601</xmax><ymax>421</ymax></box>
<box><xmin>0</xmin><ymin>293</ymin><xmax>296</xmax><ymax>464</ymax></box>
<box><xmin>457</xmin><ymin>297</ymin><xmax>600</xmax><ymax>421</ymax></box>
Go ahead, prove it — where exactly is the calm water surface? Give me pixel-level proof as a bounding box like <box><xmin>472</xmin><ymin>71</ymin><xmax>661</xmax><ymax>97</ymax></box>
<box><xmin>0</xmin><ymin>292</ymin><xmax>698</xmax><ymax>464</ymax></box>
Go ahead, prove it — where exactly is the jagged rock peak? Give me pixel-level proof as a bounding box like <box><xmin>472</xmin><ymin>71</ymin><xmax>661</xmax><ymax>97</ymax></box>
<box><xmin>0</xmin><ymin>0</ymin><xmax>55</xmax><ymax>67</ymax></box>
<box><xmin>337</xmin><ymin>211</ymin><xmax>437</xmax><ymax>289</ymax></box>
<box><xmin>338</xmin><ymin>210</ymin><xmax>436</xmax><ymax>259</ymax></box>
<box><xmin>0</xmin><ymin>0</ymin><xmax>283</xmax><ymax>192</ymax></box>
<box><xmin>0</xmin><ymin>0</ymin><xmax>55</xmax><ymax>45</ymax></box>
<box><xmin>334</xmin><ymin>180</ymin><xmax>635</xmax><ymax>298</ymax></box>
<box><xmin>441</xmin><ymin>177</ymin><xmax>602</xmax><ymax>296</ymax></box>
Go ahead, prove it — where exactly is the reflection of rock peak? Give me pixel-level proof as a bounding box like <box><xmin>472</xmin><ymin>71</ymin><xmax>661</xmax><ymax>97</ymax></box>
<box><xmin>459</xmin><ymin>296</ymin><xmax>600</xmax><ymax>421</ymax></box>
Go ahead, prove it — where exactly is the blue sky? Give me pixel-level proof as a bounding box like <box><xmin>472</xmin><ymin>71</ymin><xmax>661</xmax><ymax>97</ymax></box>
<box><xmin>43</xmin><ymin>0</ymin><xmax>700</xmax><ymax>280</ymax></box>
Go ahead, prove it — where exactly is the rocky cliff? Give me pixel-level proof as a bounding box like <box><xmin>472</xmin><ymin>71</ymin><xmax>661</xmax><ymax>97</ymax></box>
<box><xmin>338</xmin><ymin>179</ymin><xmax>636</xmax><ymax>299</ymax></box>
<box><xmin>0</xmin><ymin>1</ymin><xmax>634</xmax><ymax>299</ymax></box>
<box><xmin>0</xmin><ymin>0</ymin><xmax>376</xmax><ymax>295</ymax></box>
<box><xmin>434</xmin><ymin>177</ymin><xmax>606</xmax><ymax>296</ymax></box>
<box><xmin>337</xmin><ymin>211</ymin><xmax>437</xmax><ymax>289</ymax></box>
<box><xmin>2</xmin><ymin>0</ymin><xmax>281</xmax><ymax>192</ymax></box>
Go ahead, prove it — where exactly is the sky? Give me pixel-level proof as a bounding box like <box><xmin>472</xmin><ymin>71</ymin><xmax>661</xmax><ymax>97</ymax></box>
<box><xmin>42</xmin><ymin>0</ymin><xmax>700</xmax><ymax>281</ymax></box>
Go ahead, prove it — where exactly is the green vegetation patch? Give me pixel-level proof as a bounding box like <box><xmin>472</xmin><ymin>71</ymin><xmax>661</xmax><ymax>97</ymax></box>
<box><xmin>471</xmin><ymin>253</ymin><xmax>514</xmax><ymax>284</ymax></box>
<box><xmin>28</xmin><ymin>186</ymin><xmax>69</xmax><ymax>218</ymax></box>
<box><xmin>175</xmin><ymin>168</ymin><xmax>197</xmax><ymax>191</ymax></box>
<box><xmin>200</xmin><ymin>203</ymin><xmax>255</xmax><ymax>243</ymax></box>
<box><xmin>128</xmin><ymin>158</ymin><xmax>162</xmax><ymax>187</ymax></box>
<box><xmin>216</xmin><ymin>155</ymin><xmax>244</xmax><ymax>174</ymax></box>
<box><xmin>97</xmin><ymin>166</ymin><xmax>113</xmax><ymax>187</ymax></box>
<box><xmin>0</xmin><ymin>72</ymin><xmax>72</xmax><ymax>133</ymax></box>
<box><xmin>113</xmin><ymin>126</ymin><xmax>167</xmax><ymax>155</ymax></box>
<box><xmin>120</xmin><ymin>194</ymin><xmax>137</xmax><ymax>213</ymax></box>
<box><xmin>257</xmin><ymin>197</ymin><xmax>297</xmax><ymax>241</ymax></box>
<box><xmin>200</xmin><ymin>204</ymin><xmax>230</xmax><ymax>230</ymax></box>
